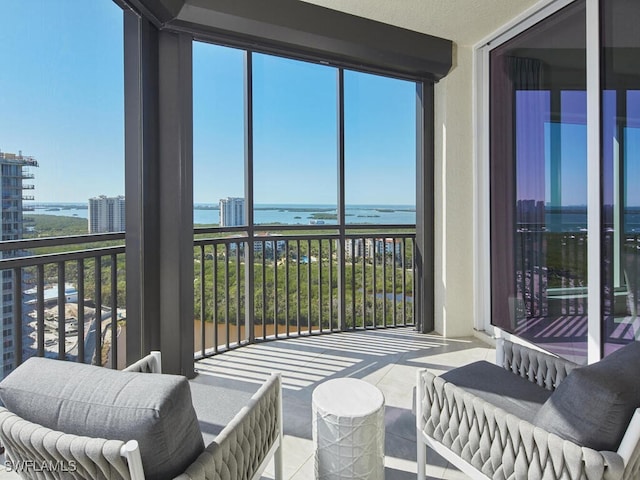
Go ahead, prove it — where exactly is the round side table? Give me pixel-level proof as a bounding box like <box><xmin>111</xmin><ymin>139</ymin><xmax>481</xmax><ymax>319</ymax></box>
<box><xmin>312</xmin><ymin>378</ymin><xmax>385</xmax><ymax>480</ymax></box>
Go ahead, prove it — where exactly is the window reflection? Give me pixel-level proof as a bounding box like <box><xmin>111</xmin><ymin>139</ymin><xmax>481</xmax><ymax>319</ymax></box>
<box><xmin>602</xmin><ymin>0</ymin><xmax>640</xmax><ymax>353</ymax></box>
<box><xmin>490</xmin><ymin>1</ymin><xmax>587</xmax><ymax>363</ymax></box>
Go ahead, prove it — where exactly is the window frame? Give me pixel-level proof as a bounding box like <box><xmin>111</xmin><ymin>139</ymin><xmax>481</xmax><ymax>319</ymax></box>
<box><xmin>123</xmin><ymin>4</ymin><xmax>438</xmax><ymax>372</ymax></box>
<box><xmin>475</xmin><ymin>0</ymin><xmax>604</xmax><ymax>363</ymax></box>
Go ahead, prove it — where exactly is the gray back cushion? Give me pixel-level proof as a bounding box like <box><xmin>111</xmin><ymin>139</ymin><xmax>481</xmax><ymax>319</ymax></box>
<box><xmin>0</xmin><ymin>357</ymin><xmax>204</xmax><ymax>480</ymax></box>
<box><xmin>533</xmin><ymin>341</ymin><xmax>640</xmax><ymax>451</ymax></box>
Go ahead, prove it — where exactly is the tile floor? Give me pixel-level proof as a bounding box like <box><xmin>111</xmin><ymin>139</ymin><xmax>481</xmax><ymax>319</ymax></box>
<box><xmin>193</xmin><ymin>327</ymin><xmax>496</xmax><ymax>480</ymax></box>
<box><xmin>0</xmin><ymin>327</ymin><xmax>496</xmax><ymax>479</ymax></box>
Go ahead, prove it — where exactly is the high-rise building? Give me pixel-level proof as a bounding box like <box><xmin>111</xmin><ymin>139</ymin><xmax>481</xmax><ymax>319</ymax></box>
<box><xmin>0</xmin><ymin>150</ymin><xmax>38</xmax><ymax>375</ymax></box>
<box><xmin>88</xmin><ymin>195</ymin><xmax>125</xmax><ymax>233</ymax></box>
<box><xmin>219</xmin><ymin>197</ymin><xmax>245</xmax><ymax>227</ymax></box>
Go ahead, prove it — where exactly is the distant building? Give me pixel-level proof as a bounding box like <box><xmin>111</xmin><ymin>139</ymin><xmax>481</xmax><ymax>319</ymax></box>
<box><xmin>344</xmin><ymin>238</ymin><xmax>402</xmax><ymax>261</ymax></box>
<box><xmin>25</xmin><ymin>283</ymin><xmax>78</xmax><ymax>306</ymax></box>
<box><xmin>0</xmin><ymin>150</ymin><xmax>38</xmax><ymax>375</ymax></box>
<box><xmin>219</xmin><ymin>197</ymin><xmax>245</xmax><ymax>227</ymax></box>
<box><xmin>253</xmin><ymin>233</ymin><xmax>286</xmax><ymax>256</ymax></box>
<box><xmin>345</xmin><ymin>238</ymin><xmax>365</xmax><ymax>259</ymax></box>
<box><xmin>88</xmin><ymin>195</ymin><xmax>125</xmax><ymax>233</ymax></box>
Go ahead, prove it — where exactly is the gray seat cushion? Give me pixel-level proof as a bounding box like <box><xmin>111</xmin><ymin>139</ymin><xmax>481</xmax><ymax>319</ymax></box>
<box><xmin>0</xmin><ymin>357</ymin><xmax>204</xmax><ymax>480</ymax></box>
<box><xmin>533</xmin><ymin>341</ymin><xmax>640</xmax><ymax>451</ymax></box>
<box><xmin>440</xmin><ymin>360</ymin><xmax>552</xmax><ymax>423</ymax></box>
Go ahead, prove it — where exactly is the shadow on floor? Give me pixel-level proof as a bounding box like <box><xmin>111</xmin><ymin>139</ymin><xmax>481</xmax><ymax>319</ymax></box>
<box><xmin>190</xmin><ymin>327</ymin><xmax>491</xmax><ymax>478</ymax></box>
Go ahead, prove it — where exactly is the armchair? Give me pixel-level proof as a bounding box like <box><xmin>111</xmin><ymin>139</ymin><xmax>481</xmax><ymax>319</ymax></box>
<box><xmin>416</xmin><ymin>338</ymin><xmax>640</xmax><ymax>480</ymax></box>
<box><xmin>0</xmin><ymin>352</ymin><xmax>283</xmax><ymax>480</ymax></box>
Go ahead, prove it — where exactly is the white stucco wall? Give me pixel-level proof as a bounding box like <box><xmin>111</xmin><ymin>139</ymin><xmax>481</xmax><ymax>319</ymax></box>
<box><xmin>434</xmin><ymin>45</ymin><xmax>475</xmax><ymax>337</ymax></box>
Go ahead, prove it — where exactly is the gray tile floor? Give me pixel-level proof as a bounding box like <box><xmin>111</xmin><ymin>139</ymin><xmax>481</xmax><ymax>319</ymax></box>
<box><xmin>193</xmin><ymin>327</ymin><xmax>495</xmax><ymax>480</ymax></box>
<box><xmin>0</xmin><ymin>327</ymin><xmax>495</xmax><ymax>479</ymax></box>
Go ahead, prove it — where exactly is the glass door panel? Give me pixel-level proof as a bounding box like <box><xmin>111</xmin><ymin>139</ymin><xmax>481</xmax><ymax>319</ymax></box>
<box><xmin>490</xmin><ymin>1</ymin><xmax>587</xmax><ymax>363</ymax></box>
<box><xmin>601</xmin><ymin>0</ymin><xmax>640</xmax><ymax>353</ymax></box>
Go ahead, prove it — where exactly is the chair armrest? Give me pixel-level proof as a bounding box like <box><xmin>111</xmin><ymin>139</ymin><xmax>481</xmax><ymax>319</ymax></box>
<box><xmin>124</xmin><ymin>351</ymin><xmax>162</xmax><ymax>373</ymax></box>
<box><xmin>417</xmin><ymin>370</ymin><xmax>625</xmax><ymax>480</ymax></box>
<box><xmin>498</xmin><ymin>339</ymin><xmax>577</xmax><ymax>390</ymax></box>
<box><xmin>0</xmin><ymin>407</ymin><xmax>133</xmax><ymax>479</ymax></box>
<box><xmin>617</xmin><ymin>408</ymin><xmax>640</xmax><ymax>474</ymax></box>
<box><xmin>176</xmin><ymin>373</ymin><xmax>283</xmax><ymax>480</ymax></box>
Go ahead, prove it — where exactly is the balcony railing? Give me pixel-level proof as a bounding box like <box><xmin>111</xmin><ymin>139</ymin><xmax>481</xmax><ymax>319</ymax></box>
<box><xmin>0</xmin><ymin>153</ymin><xmax>38</xmax><ymax>168</ymax></box>
<box><xmin>0</xmin><ymin>233</ymin><xmax>125</xmax><ymax>374</ymax></box>
<box><xmin>514</xmin><ymin>229</ymin><xmax>640</xmax><ymax>348</ymax></box>
<box><xmin>0</xmin><ymin>225</ymin><xmax>416</xmax><ymax>376</ymax></box>
<box><xmin>193</xmin><ymin>226</ymin><xmax>416</xmax><ymax>358</ymax></box>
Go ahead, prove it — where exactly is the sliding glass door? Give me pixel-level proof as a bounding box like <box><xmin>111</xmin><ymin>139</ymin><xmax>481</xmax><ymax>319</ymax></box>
<box><xmin>490</xmin><ymin>1</ymin><xmax>588</xmax><ymax>363</ymax></box>
<box><xmin>488</xmin><ymin>0</ymin><xmax>640</xmax><ymax>363</ymax></box>
<box><xmin>601</xmin><ymin>0</ymin><xmax>640</xmax><ymax>355</ymax></box>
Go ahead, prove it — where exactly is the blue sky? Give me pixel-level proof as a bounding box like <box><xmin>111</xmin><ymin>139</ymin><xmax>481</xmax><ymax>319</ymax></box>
<box><xmin>1</xmin><ymin>0</ymin><xmax>417</xmax><ymax>206</ymax></box>
<box><xmin>0</xmin><ymin>0</ymin><xmax>124</xmax><ymax>202</ymax></box>
<box><xmin>193</xmin><ymin>43</ymin><xmax>417</xmax><ymax>205</ymax></box>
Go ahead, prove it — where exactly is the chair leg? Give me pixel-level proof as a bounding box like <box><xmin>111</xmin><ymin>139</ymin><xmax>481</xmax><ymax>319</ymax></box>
<box><xmin>275</xmin><ymin>373</ymin><xmax>284</xmax><ymax>480</ymax></box>
<box><xmin>415</xmin><ymin>370</ymin><xmax>427</xmax><ymax>480</ymax></box>
<box><xmin>274</xmin><ymin>442</ymin><xmax>283</xmax><ymax>480</ymax></box>
<box><xmin>417</xmin><ymin>436</ymin><xmax>426</xmax><ymax>480</ymax></box>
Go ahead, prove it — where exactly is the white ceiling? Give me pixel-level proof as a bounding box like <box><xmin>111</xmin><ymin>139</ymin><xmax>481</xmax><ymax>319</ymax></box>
<box><xmin>300</xmin><ymin>0</ymin><xmax>540</xmax><ymax>46</ymax></box>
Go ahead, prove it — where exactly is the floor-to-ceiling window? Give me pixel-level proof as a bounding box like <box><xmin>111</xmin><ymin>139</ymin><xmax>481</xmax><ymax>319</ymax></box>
<box><xmin>253</xmin><ymin>54</ymin><xmax>338</xmax><ymax>225</ymax></box>
<box><xmin>601</xmin><ymin>0</ymin><xmax>640</xmax><ymax>355</ymax></box>
<box><xmin>192</xmin><ymin>42</ymin><xmax>419</xmax><ymax>351</ymax></box>
<box><xmin>193</xmin><ymin>43</ymin><xmax>245</xmax><ymax>228</ymax></box>
<box><xmin>487</xmin><ymin>0</ymin><xmax>640</xmax><ymax>363</ymax></box>
<box><xmin>344</xmin><ymin>71</ymin><xmax>416</xmax><ymax>224</ymax></box>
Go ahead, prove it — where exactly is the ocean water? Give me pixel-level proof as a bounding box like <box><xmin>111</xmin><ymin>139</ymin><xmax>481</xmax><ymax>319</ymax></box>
<box><xmin>33</xmin><ymin>204</ymin><xmax>640</xmax><ymax>231</ymax></box>
<box><xmin>32</xmin><ymin>203</ymin><xmax>417</xmax><ymax>226</ymax></box>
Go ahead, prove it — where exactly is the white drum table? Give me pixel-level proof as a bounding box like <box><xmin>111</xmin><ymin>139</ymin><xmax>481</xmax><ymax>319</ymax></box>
<box><xmin>312</xmin><ymin>378</ymin><xmax>385</xmax><ymax>480</ymax></box>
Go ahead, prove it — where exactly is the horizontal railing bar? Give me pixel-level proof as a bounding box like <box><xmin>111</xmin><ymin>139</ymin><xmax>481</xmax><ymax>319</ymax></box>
<box><xmin>194</xmin><ymin>225</ymin><xmax>247</xmax><ymax>235</ymax></box>
<box><xmin>0</xmin><ymin>232</ymin><xmax>124</xmax><ymax>251</ymax></box>
<box><xmin>344</xmin><ymin>232</ymin><xmax>415</xmax><ymax>239</ymax></box>
<box><xmin>193</xmin><ymin>231</ymin><xmax>416</xmax><ymax>247</ymax></box>
<box><xmin>193</xmin><ymin>236</ymin><xmax>250</xmax><ymax>247</ymax></box>
<box><xmin>0</xmin><ymin>246</ymin><xmax>125</xmax><ymax>269</ymax></box>
<box><xmin>194</xmin><ymin>234</ymin><xmax>340</xmax><ymax>245</ymax></box>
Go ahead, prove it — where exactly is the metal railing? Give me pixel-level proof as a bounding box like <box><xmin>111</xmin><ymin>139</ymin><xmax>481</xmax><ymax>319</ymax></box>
<box><xmin>0</xmin><ymin>233</ymin><xmax>125</xmax><ymax>376</ymax></box>
<box><xmin>0</xmin><ymin>225</ymin><xmax>416</xmax><ymax>374</ymax></box>
<box><xmin>515</xmin><ymin>230</ymin><xmax>640</xmax><ymax>323</ymax></box>
<box><xmin>193</xmin><ymin>226</ymin><xmax>416</xmax><ymax>358</ymax></box>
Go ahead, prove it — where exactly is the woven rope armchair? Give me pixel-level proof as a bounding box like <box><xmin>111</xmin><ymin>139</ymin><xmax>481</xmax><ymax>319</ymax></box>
<box><xmin>0</xmin><ymin>352</ymin><xmax>283</xmax><ymax>480</ymax></box>
<box><xmin>416</xmin><ymin>338</ymin><xmax>640</xmax><ymax>480</ymax></box>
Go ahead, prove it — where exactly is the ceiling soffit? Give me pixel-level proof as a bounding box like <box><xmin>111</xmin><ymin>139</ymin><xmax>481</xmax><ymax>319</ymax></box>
<box><xmin>124</xmin><ymin>0</ymin><xmax>454</xmax><ymax>81</ymax></box>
